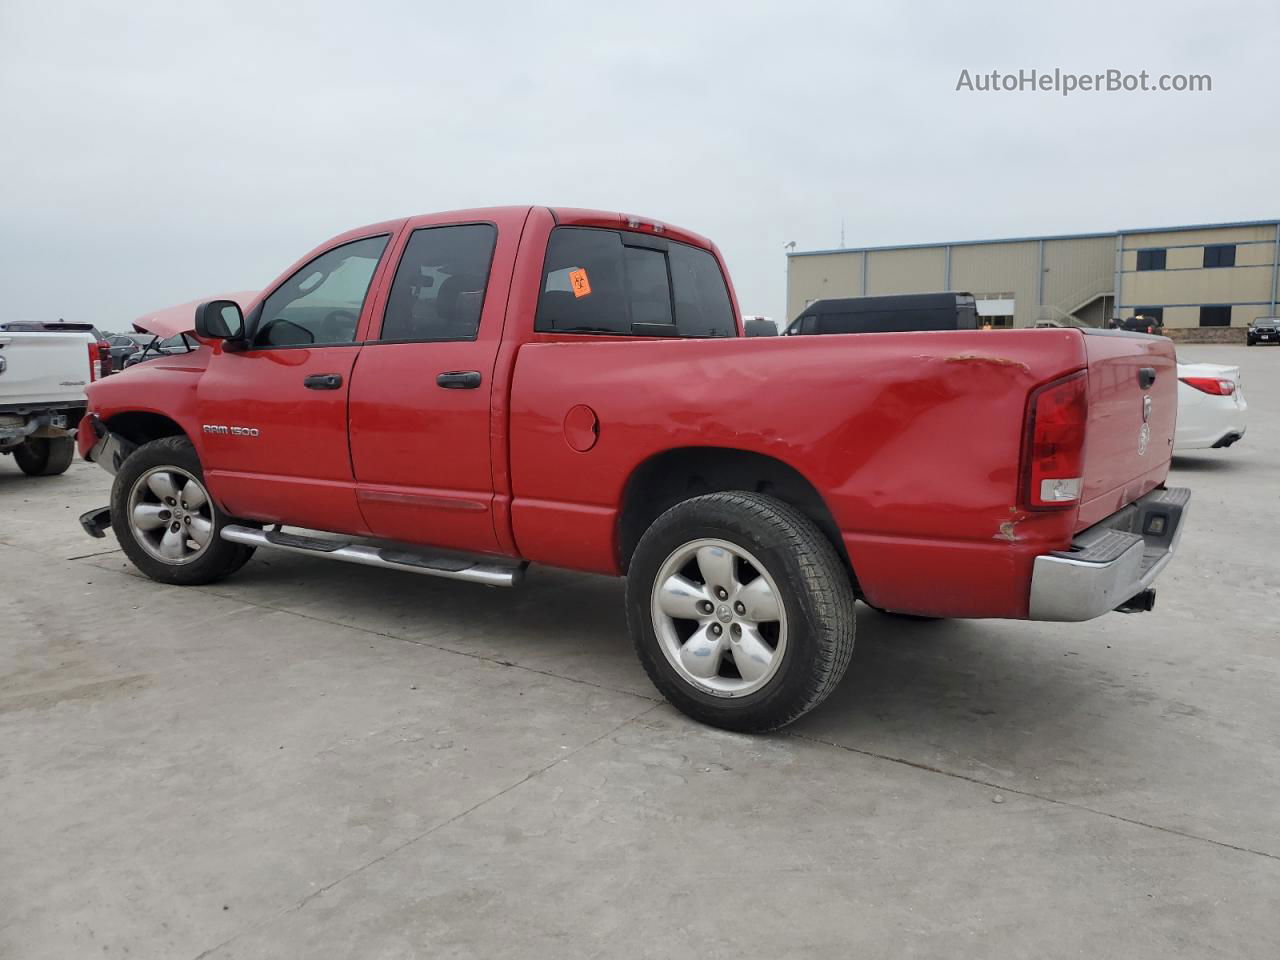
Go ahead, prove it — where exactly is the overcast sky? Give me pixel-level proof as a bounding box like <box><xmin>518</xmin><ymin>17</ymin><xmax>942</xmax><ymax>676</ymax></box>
<box><xmin>2</xmin><ymin>0</ymin><xmax>1275</xmax><ymax>327</ymax></box>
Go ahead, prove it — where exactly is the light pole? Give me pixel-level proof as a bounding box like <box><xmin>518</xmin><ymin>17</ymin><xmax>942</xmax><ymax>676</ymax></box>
<box><xmin>783</xmin><ymin>241</ymin><xmax>796</xmax><ymax>327</ymax></box>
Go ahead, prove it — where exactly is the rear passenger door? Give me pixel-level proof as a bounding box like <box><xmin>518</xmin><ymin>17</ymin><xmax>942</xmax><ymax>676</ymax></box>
<box><xmin>347</xmin><ymin>219</ymin><xmax>511</xmax><ymax>553</ymax></box>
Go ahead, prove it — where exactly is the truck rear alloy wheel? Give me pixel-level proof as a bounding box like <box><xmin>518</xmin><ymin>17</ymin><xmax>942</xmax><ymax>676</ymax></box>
<box><xmin>627</xmin><ymin>492</ymin><xmax>856</xmax><ymax>732</ymax></box>
<box><xmin>650</xmin><ymin>539</ymin><xmax>788</xmax><ymax>697</ymax></box>
<box><xmin>127</xmin><ymin>466</ymin><xmax>214</xmax><ymax>564</ymax></box>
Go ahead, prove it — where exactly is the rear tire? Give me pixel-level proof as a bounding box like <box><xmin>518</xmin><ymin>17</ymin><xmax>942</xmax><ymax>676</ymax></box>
<box><xmin>14</xmin><ymin>436</ymin><xmax>75</xmax><ymax>476</ymax></box>
<box><xmin>626</xmin><ymin>492</ymin><xmax>855</xmax><ymax>732</ymax></box>
<box><xmin>110</xmin><ymin>436</ymin><xmax>255</xmax><ymax>585</ymax></box>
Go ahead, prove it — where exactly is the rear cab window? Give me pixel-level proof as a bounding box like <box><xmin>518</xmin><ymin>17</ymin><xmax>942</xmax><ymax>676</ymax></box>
<box><xmin>535</xmin><ymin>227</ymin><xmax>736</xmax><ymax>338</ymax></box>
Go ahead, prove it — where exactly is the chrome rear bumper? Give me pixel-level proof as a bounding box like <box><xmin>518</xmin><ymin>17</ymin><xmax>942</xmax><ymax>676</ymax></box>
<box><xmin>1028</xmin><ymin>487</ymin><xmax>1190</xmax><ymax>621</ymax></box>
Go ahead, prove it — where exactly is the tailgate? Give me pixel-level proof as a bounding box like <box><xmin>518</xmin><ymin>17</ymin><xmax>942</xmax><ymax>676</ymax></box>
<box><xmin>0</xmin><ymin>330</ymin><xmax>94</xmax><ymax>407</ymax></box>
<box><xmin>1075</xmin><ymin>330</ymin><xmax>1178</xmax><ymax>530</ymax></box>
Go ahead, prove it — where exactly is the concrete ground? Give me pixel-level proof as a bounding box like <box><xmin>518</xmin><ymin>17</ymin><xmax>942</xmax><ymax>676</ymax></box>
<box><xmin>2</xmin><ymin>344</ymin><xmax>1277</xmax><ymax>959</ymax></box>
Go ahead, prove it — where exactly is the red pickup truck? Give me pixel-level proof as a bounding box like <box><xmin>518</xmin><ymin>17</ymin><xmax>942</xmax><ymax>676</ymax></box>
<box><xmin>77</xmin><ymin>206</ymin><xmax>1189</xmax><ymax>731</ymax></box>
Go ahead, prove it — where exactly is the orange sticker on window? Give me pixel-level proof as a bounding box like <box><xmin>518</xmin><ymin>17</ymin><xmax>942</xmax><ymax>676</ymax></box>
<box><xmin>569</xmin><ymin>268</ymin><xmax>591</xmax><ymax>298</ymax></box>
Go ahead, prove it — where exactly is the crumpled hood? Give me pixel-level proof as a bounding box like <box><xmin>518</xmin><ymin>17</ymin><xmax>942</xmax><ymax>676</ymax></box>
<box><xmin>132</xmin><ymin>291</ymin><xmax>259</xmax><ymax>338</ymax></box>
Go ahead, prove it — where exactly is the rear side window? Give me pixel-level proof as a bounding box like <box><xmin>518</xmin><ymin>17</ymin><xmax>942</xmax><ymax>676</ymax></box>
<box><xmin>535</xmin><ymin>227</ymin><xmax>735</xmax><ymax>337</ymax></box>
<box><xmin>668</xmin><ymin>242</ymin><xmax>735</xmax><ymax>337</ymax></box>
<box><xmin>379</xmin><ymin>224</ymin><xmax>497</xmax><ymax>342</ymax></box>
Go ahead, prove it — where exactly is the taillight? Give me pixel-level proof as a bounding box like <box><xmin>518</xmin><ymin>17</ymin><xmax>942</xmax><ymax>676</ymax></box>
<box><xmin>1179</xmin><ymin>376</ymin><xmax>1235</xmax><ymax>396</ymax></box>
<box><xmin>1023</xmin><ymin>371</ymin><xmax>1088</xmax><ymax>509</ymax></box>
<box><xmin>88</xmin><ymin>343</ymin><xmax>101</xmax><ymax>382</ymax></box>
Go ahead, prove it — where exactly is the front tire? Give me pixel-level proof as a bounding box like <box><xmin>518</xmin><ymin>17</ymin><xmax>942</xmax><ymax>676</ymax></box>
<box><xmin>14</xmin><ymin>436</ymin><xmax>75</xmax><ymax>476</ymax></box>
<box><xmin>626</xmin><ymin>492</ymin><xmax>855</xmax><ymax>732</ymax></box>
<box><xmin>110</xmin><ymin>436</ymin><xmax>255</xmax><ymax>585</ymax></box>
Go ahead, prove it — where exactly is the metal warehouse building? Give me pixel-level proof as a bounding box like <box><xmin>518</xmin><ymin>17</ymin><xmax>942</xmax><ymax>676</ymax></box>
<box><xmin>786</xmin><ymin>218</ymin><xmax>1280</xmax><ymax>339</ymax></box>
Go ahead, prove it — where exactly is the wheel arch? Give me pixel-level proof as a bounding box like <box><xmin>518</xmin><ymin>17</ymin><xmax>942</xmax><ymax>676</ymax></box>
<box><xmin>103</xmin><ymin>411</ymin><xmax>190</xmax><ymax>448</ymax></box>
<box><xmin>617</xmin><ymin>446</ymin><xmax>853</xmax><ymax>578</ymax></box>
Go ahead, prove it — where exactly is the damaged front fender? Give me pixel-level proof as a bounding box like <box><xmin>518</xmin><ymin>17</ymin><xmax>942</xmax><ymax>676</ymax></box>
<box><xmin>82</xmin><ymin>415</ymin><xmax>138</xmax><ymax>476</ymax></box>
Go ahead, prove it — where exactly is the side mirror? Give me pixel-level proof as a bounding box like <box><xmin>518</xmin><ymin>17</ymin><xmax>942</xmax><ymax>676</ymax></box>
<box><xmin>194</xmin><ymin>300</ymin><xmax>245</xmax><ymax>341</ymax></box>
<box><xmin>743</xmin><ymin>319</ymin><xmax>778</xmax><ymax>337</ymax></box>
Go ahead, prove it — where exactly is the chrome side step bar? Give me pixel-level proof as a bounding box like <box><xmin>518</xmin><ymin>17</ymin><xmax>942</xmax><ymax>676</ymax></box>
<box><xmin>219</xmin><ymin>524</ymin><xmax>525</xmax><ymax>587</ymax></box>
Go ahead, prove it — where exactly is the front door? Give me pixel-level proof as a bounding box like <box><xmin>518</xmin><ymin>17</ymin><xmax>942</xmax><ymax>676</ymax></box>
<box><xmin>348</xmin><ymin>219</ymin><xmax>513</xmax><ymax>554</ymax></box>
<box><xmin>197</xmin><ymin>232</ymin><xmax>394</xmax><ymax>534</ymax></box>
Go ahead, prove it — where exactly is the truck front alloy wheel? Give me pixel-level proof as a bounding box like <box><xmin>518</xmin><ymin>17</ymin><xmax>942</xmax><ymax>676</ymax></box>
<box><xmin>126</xmin><ymin>465</ymin><xmax>215</xmax><ymax>564</ymax></box>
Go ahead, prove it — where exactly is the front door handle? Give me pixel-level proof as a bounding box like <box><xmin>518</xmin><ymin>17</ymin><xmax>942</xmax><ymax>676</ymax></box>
<box><xmin>437</xmin><ymin>370</ymin><xmax>482</xmax><ymax>390</ymax></box>
<box><xmin>1138</xmin><ymin>367</ymin><xmax>1157</xmax><ymax>389</ymax></box>
<box><xmin>303</xmin><ymin>373</ymin><xmax>343</xmax><ymax>390</ymax></box>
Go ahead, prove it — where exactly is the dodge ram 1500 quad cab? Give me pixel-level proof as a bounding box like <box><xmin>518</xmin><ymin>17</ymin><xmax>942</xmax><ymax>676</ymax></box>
<box><xmin>76</xmin><ymin>206</ymin><xmax>1189</xmax><ymax>731</ymax></box>
<box><xmin>1</xmin><ymin>320</ymin><xmax>100</xmax><ymax>476</ymax></box>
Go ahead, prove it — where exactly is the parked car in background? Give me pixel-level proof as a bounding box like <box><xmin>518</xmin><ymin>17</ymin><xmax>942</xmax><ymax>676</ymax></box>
<box><xmin>0</xmin><ymin>320</ymin><xmax>98</xmax><ymax>475</ymax></box>
<box><xmin>1114</xmin><ymin>313</ymin><xmax>1164</xmax><ymax>335</ymax></box>
<box><xmin>1175</xmin><ymin>361</ymin><xmax>1247</xmax><ymax>450</ymax></box>
<box><xmin>83</xmin><ymin>327</ymin><xmax>115</xmax><ymax>376</ymax></box>
<box><xmin>1247</xmin><ymin>316</ymin><xmax>1279</xmax><ymax>346</ymax></box>
<box><xmin>742</xmin><ymin>316</ymin><xmax>778</xmax><ymax>336</ymax></box>
<box><xmin>105</xmin><ymin>333</ymin><xmax>152</xmax><ymax>370</ymax></box>
<box><xmin>122</xmin><ymin>332</ymin><xmax>194</xmax><ymax>367</ymax></box>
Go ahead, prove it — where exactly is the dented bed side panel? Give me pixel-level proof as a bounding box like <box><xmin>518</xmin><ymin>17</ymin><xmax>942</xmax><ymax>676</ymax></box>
<box><xmin>508</xmin><ymin>329</ymin><xmax>1089</xmax><ymax>617</ymax></box>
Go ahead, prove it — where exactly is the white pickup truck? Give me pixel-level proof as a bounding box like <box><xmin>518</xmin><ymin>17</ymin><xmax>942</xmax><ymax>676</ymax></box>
<box><xmin>0</xmin><ymin>321</ymin><xmax>100</xmax><ymax>476</ymax></box>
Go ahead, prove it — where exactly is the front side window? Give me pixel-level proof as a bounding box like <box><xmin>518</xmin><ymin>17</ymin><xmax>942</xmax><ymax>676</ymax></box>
<box><xmin>535</xmin><ymin>227</ymin><xmax>734</xmax><ymax>337</ymax></box>
<box><xmin>379</xmin><ymin>224</ymin><xmax>497</xmax><ymax>342</ymax></box>
<box><xmin>253</xmin><ymin>235</ymin><xmax>389</xmax><ymax>347</ymax></box>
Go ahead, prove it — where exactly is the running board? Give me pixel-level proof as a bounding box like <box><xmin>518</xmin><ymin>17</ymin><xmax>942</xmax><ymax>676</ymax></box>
<box><xmin>219</xmin><ymin>524</ymin><xmax>525</xmax><ymax>587</ymax></box>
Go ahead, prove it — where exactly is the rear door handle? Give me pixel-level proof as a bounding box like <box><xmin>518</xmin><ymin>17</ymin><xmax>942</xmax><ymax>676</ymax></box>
<box><xmin>436</xmin><ymin>371</ymin><xmax>482</xmax><ymax>389</ymax></box>
<box><xmin>303</xmin><ymin>373</ymin><xmax>343</xmax><ymax>390</ymax></box>
<box><xmin>1138</xmin><ymin>367</ymin><xmax>1157</xmax><ymax>389</ymax></box>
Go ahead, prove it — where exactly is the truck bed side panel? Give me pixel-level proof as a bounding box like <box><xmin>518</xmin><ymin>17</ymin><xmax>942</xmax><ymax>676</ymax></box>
<box><xmin>507</xmin><ymin>329</ymin><xmax>1090</xmax><ymax>618</ymax></box>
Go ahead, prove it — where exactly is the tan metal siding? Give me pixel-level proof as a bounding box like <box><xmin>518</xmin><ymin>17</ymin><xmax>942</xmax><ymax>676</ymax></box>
<box><xmin>865</xmin><ymin>247</ymin><xmax>946</xmax><ymax>295</ymax></box>
<box><xmin>949</xmin><ymin>242</ymin><xmax>1039</xmax><ymax>325</ymax></box>
<box><xmin>1160</xmin><ymin>306</ymin><xmax>1199</xmax><ymax>329</ymax></box>
<box><xmin>1124</xmin><ymin>267</ymin><xmax>1272</xmax><ymax>310</ymax></box>
<box><xmin>1042</xmin><ymin>236</ymin><xmax>1114</xmax><ymax>312</ymax></box>
<box><xmin>1165</xmin><ymin>246</ymin><xmax>1202</xmax><ymax>270</ymax></box>
<box><xmin>786</xmin><ymin>252</ymin><xmax>863</xmax><ymax>322</ymax></box>
<box><xmin>1237</xmin><ymin>242</ymin><xmax>1276</xmax><ymax>267</ymax></box>
<box><xmin>1124</xmin><ymin>225</ymin><xmax>1275</xmax><ymax>248</ymax></box>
